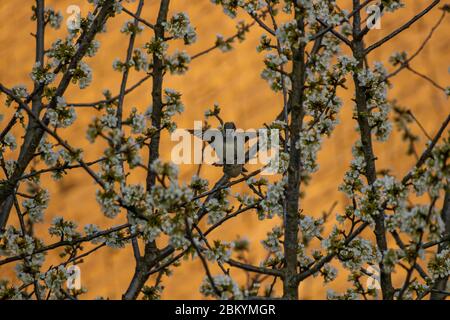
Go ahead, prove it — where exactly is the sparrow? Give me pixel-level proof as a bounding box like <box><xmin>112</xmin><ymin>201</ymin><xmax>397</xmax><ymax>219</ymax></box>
<box><xmin>189</xmin><ymin>121</ymin><xmax>249</xmax><ymax>178</ymax></box>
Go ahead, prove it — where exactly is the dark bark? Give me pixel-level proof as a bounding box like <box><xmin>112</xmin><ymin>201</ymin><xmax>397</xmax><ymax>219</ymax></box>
<box><xmin>431</xmin><ymin>190</ymin><xmax>450</xmax><ymax>300</ymax></box>
<box><xmin>123</xmin><ymin>0</ymin><xmax>170</xmax><ymax>300</ymax></box>
<box><xmin>0</xmin><ymin>0</ymin><xmax>46</xmax><ymax>229</ymax></box>
<box><xmin>116</xmin><ymin>0</ymin><xmax>145</xmax><ymax>267</ymax></box>
<box><xmin>283</xmin><ymin>12</ymin><xmax>305</xmax><ymax>300</ymax></box>
<box><xmin>0</xmin><ymin>0</ymin><xmax>45</xmax><ymax>230</ymax></box>
<box><xmin>351</xmin><ymin>0</ymin><xmax>394</xmax><ymax>300</ymax></box>
<box><xmin>0</xmin><ymin>1</ymin><xmax>117</xmax><ymax>231</ymax></box>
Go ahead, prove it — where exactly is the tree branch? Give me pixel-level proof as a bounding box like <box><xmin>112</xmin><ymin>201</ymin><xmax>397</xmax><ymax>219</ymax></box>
<box><xmin>365</xmin><ymin>0</ymin><xmax>440</xmax><ymax>54</ymax></box>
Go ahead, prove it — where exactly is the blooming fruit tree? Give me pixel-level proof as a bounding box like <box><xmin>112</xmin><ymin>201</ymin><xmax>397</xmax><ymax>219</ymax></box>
<box><xmin>0</xmin><ymin>0</ymin><xmax>449</xmax><ymax>300</ymax></box>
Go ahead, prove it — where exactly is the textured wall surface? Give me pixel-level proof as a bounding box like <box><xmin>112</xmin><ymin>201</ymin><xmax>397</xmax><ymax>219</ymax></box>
<box><xmin>0</xmin><ymin>0</ymin><xmax>448</xmax><ymax>299</ymax></box>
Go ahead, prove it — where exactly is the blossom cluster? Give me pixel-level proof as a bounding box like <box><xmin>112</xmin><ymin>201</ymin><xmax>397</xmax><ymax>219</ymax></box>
<box><xmin>200</xmin><ymin>275</ymin><xmax>243</xmax><ymax>300</ymax></box>
<box><xmin>163</xmin><ymin>12</ymin><xmax>197</xmax><ymax>45</ymax></box>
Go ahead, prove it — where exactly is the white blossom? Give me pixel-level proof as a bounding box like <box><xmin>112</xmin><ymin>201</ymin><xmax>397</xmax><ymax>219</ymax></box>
<box><xmin>49</xmin><ymin>217</ymin><xmax>81</xmax><ymax>241</ymax></box>
<box><xmin>164</xmin><ymin>12</ymin><xmax>197</xmax><ymax>45</ymax></box>
<box><xmin>428</xmin><ymin>249</ymin><xmax>450</xmax><ymax>279</ymax></box>
<box><xmin>47</xmin><ymin>96</ymin><xmax>77</xmax><ymax>128</ymax></box>
<box><xmin>166</xmin><ymin>50</ymin><xmax>191</xmax><ymax>75</ymax></box>
<box><xmin>200</xmin><ymin>275</ymin><xmax>243</xmax><ymax>300</ymax></box>
<box><xmin>22</xmin><ymin>188</ymin><xmax>50</xmax><ymax>223</ymax></box>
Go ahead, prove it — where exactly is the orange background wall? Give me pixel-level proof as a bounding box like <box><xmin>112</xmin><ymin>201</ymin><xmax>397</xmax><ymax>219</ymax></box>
<box><xmin>0</xmin><ymin>0</ymin><xmax>448</xmax><ymax>299</ymax></box>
